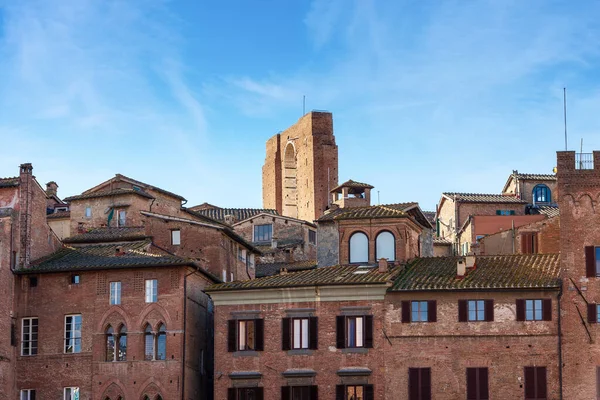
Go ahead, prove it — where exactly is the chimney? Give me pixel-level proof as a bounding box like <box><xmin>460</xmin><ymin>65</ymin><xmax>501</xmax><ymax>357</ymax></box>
<box><xmin>456</xmin><ymin>258</ymin><xmax>466</xmax><ymax>278</ymax></box>
<box><xmin>224</xmin><ymin>214</ymin><xmax>235</xmax><ymax>225</ymax></box>
<box><xmin>279</xmin><ymin>267</ymin><xmax>288</xmax><ymax>275</ymax></box>
<box><xmin>466</xmin><ymin>254</ymin><xmax>476</xmax><ymax>269</ymax></box>
<box><xmin>378</xmin><ymin>258</ymin><xmax>388</xmax><ymax>273</ymax></box>
<box><xmin>18</xmin><ymin>163</ymin><xmax>34</xmax><ymax>268</ymax></box>
<box><xmin>46</xmin><ymin>181</ymin><xmax>58</xmax><ymax>198</ymax></box>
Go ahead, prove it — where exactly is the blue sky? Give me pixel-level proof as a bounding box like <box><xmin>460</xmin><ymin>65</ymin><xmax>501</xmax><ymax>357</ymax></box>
<box><xmin>1</xmin><ymin>0</ymin><xmax>599</xmax><ymax>211</ymax></box>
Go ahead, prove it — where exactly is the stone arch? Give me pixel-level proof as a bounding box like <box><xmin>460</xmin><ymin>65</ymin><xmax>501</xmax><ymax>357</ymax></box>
<box><xmin>282</xmin><ymin>141</ymin><xmax>298</xmax><ymax>218</ymax></box>
<box><xmin>100</xmin><ymin>379</ymin><xmax>128</xmax><ymax>400</ymax></box>
<box><xmin>97</xmin><ymin>306</ymin><xmax>132</xmax><ymax>332</ymax></box>
<box><xmin>136</xmin><ymin>303</ymin><xmax>172</xmax><ymax>330</ymax></box>
<box><xmin>138</xmin><ymin>379</ymin><xmax>167</xmax><ymax>400</ymax></box>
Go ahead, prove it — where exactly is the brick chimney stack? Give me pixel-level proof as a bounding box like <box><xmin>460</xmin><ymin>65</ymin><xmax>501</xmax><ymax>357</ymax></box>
<box><xmin>46</xmin><ymin>181</ymin><xmax>58</xmax><ymax>198</ymax></box>
<box><xmin>378</xmin><ymin>258</ymin><xmax>388</xmax><ymax>273</ymax></box>
<box><xmin>19</xmin><ymin>163</ymin><xmax>33</xmax><ymax>268</ymax></box>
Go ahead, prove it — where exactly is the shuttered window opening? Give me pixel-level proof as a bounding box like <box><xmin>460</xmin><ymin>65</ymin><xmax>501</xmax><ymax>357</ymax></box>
<box><xmin>466</xmin><ymin>368</ymin><xmax>489</xmax><ymax>400</ymax></box>
<box><xmin>521</xmin><ymin>233</ymin><xmax>538</xmax><ymax>254</ymax></box>
<box><xmin>588</xmin><ymin>304</ymin><xmax>600</xmax><ymax>324</ymax></box>
<box><xmin>585</xmin><ymin>246</ymin><xmax>600</xmax><ymax>277</ymax></box>
<box><xmin>409</xmin><ymin>368</ymin><xmax>431</xmax><ymax>400</ymax></box>
<box><xmin>402</xmin><ymin>301</ymin><xmax>437</xmax><ymax>323</ymax></box>
<box><xmin>524</xmin><ymin>366</ymin><xmax>547</xmax><ymax>400</ymax></box>
<box><xmin>336</xmin><ymin>384</ymin><xmax>374</xmax><ymax>400</ymax></box>
<box><xmin>596</xmin><ymin>366</ymin><xmax>600</xmax><ymax>399</ymax></box>
<box><xmin>228</xmin><ymin>387</ymin><xmax>264</xmax><ymax>400</ymax></box>
<box><xmin>458</xmin><ymin>300</ymin><xmax>493</xmax><ymax>322</ymax></box>
<box><xmin>227</xmin><ymin>319</ymin><xmax>264</xmax><ymax>352</ymax></box>
<box><xmin>281</xmin><ymin>386</ymin><xmax>318</xmax><ymax>400</ymax></box>
<box><xmin>282</xmin><ymin>317</ymin><xmax>318</xmax><ymax>351</ymax></box>
<box><xmin>336</xmin><ymin>315</ymin><xmax>373</xmax><ymax>349</ymax></box>
<box><xmin>516</xmin><ymin>299</ymin><xmax>551</xmax><ymax>322</ymax></box>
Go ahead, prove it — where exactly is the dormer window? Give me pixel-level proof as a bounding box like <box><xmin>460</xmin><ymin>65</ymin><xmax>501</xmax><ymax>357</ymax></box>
<box><xmin>533</xmin><ymin>184</ymin><xmax>551</xmax><ymax>204</ymax></box>
<box><xmin>254</xmin><ymin>224</ymin><xmax>272</xmax><ymax>242</ymax></box>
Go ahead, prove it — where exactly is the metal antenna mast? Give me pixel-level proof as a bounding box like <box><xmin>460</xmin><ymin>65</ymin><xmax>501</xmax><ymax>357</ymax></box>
<box><xmin>564</xmin><ymin>88</ymin><xmax>568</xmax><ymax>151</ymax></box>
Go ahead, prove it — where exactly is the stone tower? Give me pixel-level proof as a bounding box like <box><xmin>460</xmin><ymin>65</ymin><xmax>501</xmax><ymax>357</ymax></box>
<box><xmin>262</xmin><ymin>112</ymin><xmax>338</xmax><ymax>222</ymax></box>
<box><xmin>557</xmin><ymin>151</ymin><xmax>600</xmax><ymax>399</ymax></box>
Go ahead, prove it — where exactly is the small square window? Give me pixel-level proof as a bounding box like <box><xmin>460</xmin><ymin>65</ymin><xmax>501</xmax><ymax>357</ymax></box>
<box><xmin>171</xmin><ymin>230</ymin><xmax>181</xmax><ymax>245</ymax></box>
<box><xmin>525</xmin><ymin>299</ymin><xmax>543</xmax><ymax>321</ymax></box>
<box><xmin>29</xmin><ymin>277</ymin><xmax>38</xmax><ymax>288</ymax></box>
<box><xmin>71</xmin><ymin>275</ymin><xmax>80</xmax><ymax>285</ymax></box>
<box><xmin>411</xmin><ymin>301</ymin><xmax>429</xmax><ymax>322</ymax></box>
<box><xmin>64</xmin><ymin>387</ymin><xmax>80</xmax><ymax>400</ymax></box>
<box><xmin>468</xmin><ymin>300</ymin><xmax>485</xmax><ymax>321</ymax></box>
<box><xmin>20</xmin><ymin>390</ymin><xmax>36</xmax><ymax>400</ymax></box>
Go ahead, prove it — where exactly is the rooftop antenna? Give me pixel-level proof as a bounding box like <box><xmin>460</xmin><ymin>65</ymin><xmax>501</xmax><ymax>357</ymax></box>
<box><xmin>303</xmin><ymin>95</ymin><xmax>306</xmax><ymax>116</ymax></box>
<box><xmin>564</xmin><ymin>87</ymin><xmax>568</xmax><ymax>151</ymax></box>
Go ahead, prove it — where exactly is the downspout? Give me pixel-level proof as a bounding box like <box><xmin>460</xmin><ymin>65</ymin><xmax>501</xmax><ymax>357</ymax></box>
<box><xmin>557</xmin><ymin>283</ymin><xmax>564</xmax><ymax>400</ymax></box>
<box><xmin>181</xmin><ymin>268</ymin><xmax>198</xmax><ymax>400</ymax></box>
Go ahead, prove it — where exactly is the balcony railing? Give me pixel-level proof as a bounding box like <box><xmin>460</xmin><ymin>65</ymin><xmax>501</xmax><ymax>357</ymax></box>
<box><xmin>576</xmin><ymin>153</ymin><xmax>594</xmax><ymax>170</ymax></box>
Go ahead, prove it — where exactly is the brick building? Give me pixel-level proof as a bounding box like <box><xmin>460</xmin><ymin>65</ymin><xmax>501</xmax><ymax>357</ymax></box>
<box><xmin>208</xmin><ymin>253</ymin><xmax>561</xmax><ymax>399</ymax></box>
<box><xmin>502</xmin><ymin>171</ymin><xmax>557</xmax><ymax>205</ymax></box>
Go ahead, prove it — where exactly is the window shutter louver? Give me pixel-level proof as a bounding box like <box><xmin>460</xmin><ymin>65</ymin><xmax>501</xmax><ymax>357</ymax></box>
<box><xmin>227</xmin><ymin>388</ymin><xmax>235</xmax><ymax>400</ymax></box>
<box><xmin>402</xmin><ymin>301</ymin><xmax>410</xmax><ymax>323</ymax></box>
<box><xmin>254</xmin><ymin>319</ymin><xmax>264</xmax><ymax>351</ymax></box>
<box><xmin>309</xmin><ymin>316</ymin><xmax>318</xmax><ymax>350</ymax></box>
<box><xmin>428</xmin><ymin>301</ymin><xmax>437</xmax><ymax>322</ymax></box>
<box><xmin>310</xmin><ymin>385</ymin><xmax>318</xmax><ymax>400</ymax></box>
<box><xmin>586</xmin><ymin>246</ymin><xmax>596</xmax><ymax>278</ymax></box>
<box><xmin>227</xmin><ymin>320</ymin><xmax>236</xmax><ymax>352</ymax></box>
<box><xmin>408</xmin><ymin>368</ymin><xmax>420</xmax><ymax>400</ymax></box>
<box><xmin>422</xmin><ymin>368</ymin><xmax>432</xmax><ymax>400</ymax></box>
<box><xmin>589</xmin><ymin>304</ymin><xmax>598</xmax><ymax>323</ymax></box>
<box><xmin>336</xmin><ymin>316</ymin><xmax>346</xmax><ymax>349</ymax></box>
<box><xmin>542</xmin><ymin>299</ymin><xmax>552</xmax><ymax>321</ymax></box>
<box><xmin>336</xmin><ymin>385</ymin><xmax>345</xmax><ymax>400</ymax></box>
<box><xmin>255</xmin><ymin>387</ymin><xmax>264</xmax><ymax>400</ymax></box>
<box><xmin>521</xmin><ymin>234</ymin><xmax>528</xmax><ymax>254</ymax></box>
<box><xmin>364</xmin><ymin>384</ymin><xmax>374</xmax><ymax>400</ymax></box>
<box><xmin>480</xmin><ymin>368</ymin><xmax>489</xmax><ymax>400</ymax></box>
<box><xmin>281</xmin><ymin>386</ymin><xmax>290</xmax><ymax>400</ymax></box>
<box><xmin>364</xmin><ymin>315</ymin><xmax>374</xmax><ymax>348</ymax></box>
<box><xmin>485</xmin><ymin>300</ymin><xmax>494</xmax><ymax>322</ymax></box>
<box><xmin>458</xmin><ymin>300</ymin><xmax>468</xmax><ymax>322</ymax></box>
<box><xmin>466</xmin><ymin>368</ymin><xmax>477</xmax><ymax>400</ymax></box>
<box><xmin>282</xmin><ymin>318</ymin><xmax>291</xmax><ymax>351</ymax></box>
<box><xmin>524</xmin><ymin>367</ymin><xmax>535</xmax><ymax>399</ymax></box>
<box><xmin>516</xmin><ymin>299</ymin><xmax>525</xmax><ymax>321</ymax></box>
<box><xmin>536</xmin><ymin>367</ymin><xmax>547</xmax><ymax>398</ymax></box>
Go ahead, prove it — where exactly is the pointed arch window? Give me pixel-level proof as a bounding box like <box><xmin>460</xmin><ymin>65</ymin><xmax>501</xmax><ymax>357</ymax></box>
<box><xmin>144</xmin><ymin>323</ymin><xmax>167</xmax><ymax>361</ymax></box>
<box><xmin>349</xmin><ymin>232</ymin><xmax>369</xmax><ymax>263</ymax></box>
<box><xmin>144</xmin><ymin>324</ymin><xmax>154</xmax><ymax>361</ymax></box>
<box><xmin>118</xmin><ymin>325</ymin><xmax>127</xmax><ymax>361</ymax></box>
<box><xmin>156</xmin><ymin>395</ymin><xmax>163</xmax><ymax>400</ymax></box>
<box><xmin>106</xmin><ymin>324</ymin><xmax>127</xmax><ymax>362</ymax></box>
<box><xmin>106</xmin><ymin>326</ymin><xmax>115</xmax><ymax>361</ymax></box>
<box><xmin>157</xmin><ymin>324</ymin><xmax>167</xmax><ymax>361</ymax></box>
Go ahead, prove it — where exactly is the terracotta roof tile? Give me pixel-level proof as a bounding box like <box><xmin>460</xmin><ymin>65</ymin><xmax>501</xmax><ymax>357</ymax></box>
<box><xmin>318</xmin><ymin>202</ymin><xmax>417</xmax><ymax>221</ymax></box>
<box><xmin>64</xmin><ymin>188</ymin><xmax>155</xmax><ymax>202</ymax></box>
<box><xmin>47</xmin><ymin>210</ymin><xmax>70</xmax><ymax>219</ymax></box>
<box><xmin>0</xmin><ymin>177</ymin><xmax>19</xmax><ymax>188</ymax></box>
<box><xmin>530</xmin><ymin>205</ymin><xmax>560</xmax><ymax>218</ymax></box>
<box><xmin>514</xmin><ymin>172</ymin><xmax>557</xmax><ymax>181</ymax></box>
<box><xmin>63</xmin><ymin>227</ymin><xmax>149</xmax><ymax>244</ymax></box>
<box><xmin>113</xmin><ymin>174</ymin><xmax>186</xmax><ymax>201</ymax></box>
<box><xmin>189</xmin><ymin>206</ymin><xmax>278</xmax><ymax>224</ymax></box>
<box><xmin>390</xmin><ymin>254</ymin><xmax>560</xmax><ymax>291</ymax></box>
<box><xmin>330</xmin><ymin>179</ymin><xmax>374</xmax><ymax>193</ymax></box>
<box><xmin>443</xmin><ymin>193</ymin><xmax>527</xmax><ymax>204</ymax></box>
<box><xmin>256</xmin><ymin>260</ymin><xmax>317</xmax><ymax>278</ymax></box>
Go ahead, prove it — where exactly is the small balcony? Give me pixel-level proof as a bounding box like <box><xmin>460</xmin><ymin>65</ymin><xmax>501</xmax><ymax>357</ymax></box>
<box><xmin>575</xmin><ymin>153</ymin><xmax>594</xmax><ymax>170</ymax></box>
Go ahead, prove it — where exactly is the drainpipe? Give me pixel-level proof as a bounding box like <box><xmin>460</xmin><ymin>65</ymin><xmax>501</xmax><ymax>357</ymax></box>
<box><xmin>557</xmin><ymin>283</ymin><xmax>564</xmax><ymax>400</ymax></box>
<box><xmin>181</xmin><ymin>268</ymin><xmax>196</xmax><ymax>400</ymax></box>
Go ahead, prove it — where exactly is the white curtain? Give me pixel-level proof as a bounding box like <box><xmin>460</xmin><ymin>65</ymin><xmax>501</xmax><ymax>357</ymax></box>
<box><xmin>349</xmin><ymin>232</ymin><xmax>369</xmax><ymax>263</ymax></box>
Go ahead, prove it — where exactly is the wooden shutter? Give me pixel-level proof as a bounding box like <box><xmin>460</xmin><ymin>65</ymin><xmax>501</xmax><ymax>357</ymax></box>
<box><xmin>586</xmin><ymin>246</ymin><xmax>596</xmax><ymax>278</ymax></box>
<box><xmin>364</xmin><ymin>315</ymin><xmax>374</xmax><ymax>348</ymax></box>
<box><xmin>281</xmin><ymin>386</ymin><xmax>290</xmax><ymax>400</ymax></box>
<box><xmin>428</xmin><ymin>301</ymin><xmax>437</xmax><ymax>322</ymax></box>
<box><xmin>254</xmin><ymin>387</ymin><xmax>264</xmax><ymax>400</ymax></box>
<box><xmin>336</xmin><ymin>385</ymin><xmax>345</xmax><ymax>400</ymax></box>
<box><xmin>282</xmin><ymin>318</ymin><xmax>291</xmax><ymax>351</ymax></box>
<box><xmin>336</xmin><ymin>316</ymin><xmax>346</xmax><ymax>349</ymax></box>
<box><xmin>542</xmin><ymin>299</ymin><xmax>552</xmax><ymax>321</ymax></box>
<box><xmin>364</xmin><ymin>384</ymin><xmax>374</xmax><ymax>400</ymax></box>
<box><xmin>227</xmin><ymin>320</ymin><xmax>237</xmax><ymax>352</ymax></box>
<box><xmin>466</xmin><ymin>368</ymin><xmax>477</xmax><ymax>400</ymax></box>
<box><xmin>521</xmin><ymin>234</ymin><xmax>530</xmax><ymax>254</ymax></box>
<box><xmin>485</xmin><ymin>300</ymin><xmax>494</xmax><ymax>322</ymax></box>
<box><xmin>589</xmin><ymin>304</ymin><xmax>598</xmax><ymax>323</ymax></box>
<box><xmin>310</xmin><ymin>385</ymin><xmax>318</xmax><ymax>400</ymax></box>
<box><xmin>309</xmin><ymin>317</ymin><xmax>318</xmax><ymax>350</ymax></box>
<box><xmin>402</xmin><ymin>301</ymin><xmax>411</xmax><ymax>323</ymax></box>
<box><xmin>408</xmin><ymin>368</ymin><xmax>420</xmax><ymax>400</ymax></box>
<box><xmin>536</xmin><ymin>367</ymin><xmax>547</xmax><ymax>399</ymax></box>
<box><xmin>254</xmin><ymin>319</ymin><xmax>264</xmax><ymax>351</ymax></box>
<box><xmin>227</xmin><ymin>388</ymin><xmax>235</xmax><ymax>400</ymax></box>
<box><xmin>421</xmin><ymin>368</ymin><xmax>432</xmax><ymax>400</ymax></box>
<box><xmin>479</xmin><ymin>368</ymin><xmax>489</xmax><ymax>400</ymax></box>
<box><xmin>524</xmin><ymin>367</ymin><xmax>535</xmax><ymax>399</ymax></box>
<box><xmin>516</xmin><ymin>299</ymin><xmax>525</xmax><ymax>321</ymax></box>
<box><xmin>596</xmin><ymin>367</ymin><xmax>600</xmax><ymax>399</ymax></box>
<box><xmin>533</xmin><ymin>234</ymin><xmax>538</xmax><ymax>254</ymax></box>
<box><xmin>458</xmin><ymin>300</ymin><xmax>468</xmax><ymax>322</ymax></box>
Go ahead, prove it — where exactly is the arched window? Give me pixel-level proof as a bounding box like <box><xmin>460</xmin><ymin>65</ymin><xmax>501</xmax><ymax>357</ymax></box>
<box><xmin>349</xmin><ymin>232</ymin><xmax>369</xmax><ymax>263</ymax></box>
<box><xmin>106</xmin><ymin>326</ymin><xmax>115</xmax><ymax>361</ymax></box>
<box><xmin>156</xmin><ymin>395</ymin><xmax>163</xmax><ymax>400</ymax></box>
<box><xmin>156</xmin><ymin>324</ymin><xmax>167</xmax><ymax>361</ymax></box>
<box><xmin>143</xmin><ymin>396</ymin><xmax>150</xmax><ymax>400</ymax></box>
<box><xmin>144</xmin><ymin>324</ymin><xmax>154</xmax><ymax>361</ymax></box>
<box><xmin>376</xmin><ymin>231</ymin><xmax>395</xmax><ymax>261</ymax></box>
<box><xmin>532</xmin><ymin>184</ymin><xmax>551</xmax><ymax>204</ymax></box>
<box><xmin>118</xmin><ymin>325</ymin><xmax>127</xmax><ymax>361</ymax></box>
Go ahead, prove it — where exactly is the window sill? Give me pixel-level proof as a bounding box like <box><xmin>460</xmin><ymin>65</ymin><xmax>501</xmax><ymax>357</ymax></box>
<box><xmin>234</xmin><ymin>350</ymin><xmax>259</xmax><ymax>357</ymax></box>
<box><xmin>287</xmin><ymin>349</ymin><xmax>314</xmax><ymax>356</ymax></box>
<box><xmin>341</xmin><ymin>348</ymin><xmax>368</xmax><ymax>354</ymax></box>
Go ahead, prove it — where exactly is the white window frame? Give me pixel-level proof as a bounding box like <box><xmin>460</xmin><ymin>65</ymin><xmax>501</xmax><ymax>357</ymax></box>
<box><xmin>64</xmin><ymin>387</ymin><xmax>79</xmax><ymax>400</ymax></box>
<box><xmin>411</xmin><ymin>301</ymin><xmax>429</xmax><ymax>322</ymax></box>
<box><xmin>171</xmin><ymin>229</ymin><xmax>181</xmax><ymax>245</ymax></box>
<box><xmin>20</xmin><ymin>389</ymin><xmax>36</xmax><ymax>400</ymax></box>
<box><xmin>84</xmin><ymin>207</ymin><xmax>92</xmax><ymax>218</ymax></box>
<box><xmin>292</xmin><ymin>317</ymin><xmax>309</xmax><ymax>349</ymax></box>
<box><xmin>117</xmin><ymin>210</ymin><xmax>126</xmax><ymax>227</ymax></box>
<box><xmin>64</xmin><ymin>314</ymin><xmax>82</xmax><ymax>354</ymax></box>
<box><xmin>145</xmin><ymin>279</ymin><xmax>157</xmax><ymax>303</ymax></box>
<box><xmin>21</xmin><ymin>317</ymin><xmax>38</xmax><ymax>356</ymax></box>
<box><xmin>525</xmin><ymin>299</ymin><xmax>543</xmax><ymax>321</ymax></box>
<box><xmin>110</xmin><ymin>282</ymin><xmax>121</xmax><ymax>305</ymax></box>
<box><xmin>468</xmin><ymin>300</ymin><xmax>485</xmax><ymax>321</ymax></box>
<box><xmin>346</xmin><ymin>316</ymin><xmax>364</xmax><ymax>348</ymax></box>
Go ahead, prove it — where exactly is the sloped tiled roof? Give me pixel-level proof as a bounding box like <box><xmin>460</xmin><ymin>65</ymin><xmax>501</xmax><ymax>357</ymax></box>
<box><xmin>63</xmin><ymin>227</ymin><xmax>149</xmax><ymax>244</ymax></box>
<box><xmin>0</xmin><ymin>177</ymin><xmax>19</xmax><ymax>188</ymax></box>
<box><xmin>189</xmin><ymin>206</ymin><xmax>279</xmax><ymax>224</ymax></box>
<box><xmin>207</xmin><ymin>264</ymin><xmax>402</xmax><ymax>292</ymax></box>
<box><xmin>530</xmin><ymin>205</ymin><xmax>560</xmax><ymax>218</ymax></box>
<box><xmin>64</xmin><ymin>188</ymin><xmax>154</xmax><ymax>202</ymax></box>
<box><xmin>514</xmin><ymin>172</ymin><xmax>556</xmax><ymax>181</ymax></box>
<box><xmin>443</xmin><ymin>193</ymin><xmax>527</xmax><ymax>204</ymax></box>
<box><xmin>112</xmin><ymin>174</ymin><xmax>186</xmax><ymax>201</ymax></box>
<box><xmin>433</xmin><ymin>237</ymin><xmax>452</xmax><ymax>245</ymax></box>
<box><xmin>330</xmin><ymin>180</ymin><xmax>374</xmax><ymax>193</ymax></box>
<box><xmin>255</xmin><ymin>238</ymin><xmax>305</xmax><ymax>254</ymax></box>
<box><xmin>47</xmin><ymin>210</ymin><xmax>71</xmax><ymax>219</ymax></box>
<box><xmin>256</xmin><ymin>260</ymin><xmax>317</xmax><ymax>278</ymax></box>
<box><xmin>422</xmin><ymin>211</ymin><xmax>436</xmax><ymax>225</ymax></box>
<box><xmin>318</xmin><ymin>202</ymin><xmax>417</xmax><ymax>222</ymax></box>
<box><xmin>20</xmin><ymin>240</ymin><xmax>193</xmax><ymax>274</ymax></box>
<box><xmin>390</xmin><ymin>254</ymin><xmax>560</xmax><ymax>291</ymax></box>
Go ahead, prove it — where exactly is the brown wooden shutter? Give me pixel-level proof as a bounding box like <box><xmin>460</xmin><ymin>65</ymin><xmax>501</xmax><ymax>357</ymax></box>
<box><xmin>281</xmin><ymin>386</ymin><xmax>290</xmax><ymax>400</ymax></box>
<box><xmin>364</xmin><ymin>315</ymin><xmax>374</xmax><ymax>348</ymax></box>
<box><xmin>458</xmin><ymin>300</ymin><xmax>468</xmax><ymax>322</ymax></box>
<box><xmin>586</xmin><ymin>246</ymin><xmax>596</xmax><ymax>277</ymax></box>
<box><xmin>536</xmin><ymin>367</ymin><xmax>547</xmax><ymax>399</ymax></box>
<box><xmin>524</xmin><ymin>367</ymin><xmax>535</xmax><ymax>399</ymax></box>
<box><xmin>421</xmin><ymin>368</ymin><xmax>432</xmax><ymax>400</ymax></box>
<box><xmin>336</xmin><ymin>385</ymin><xmax>345</xmax><ymax>400</ymax></box>
<box><xmin>282</xmin><ymin>318</ymin><xmax>291</xmax><ymax>351</ymax></box>
<box><xmin>485</xmin><ymin>300</ymin><xmax>494</xmax><ymax>322</ymax></box>
<box><xmin>542</xmin><ymin>299</ymin><xmax>552</xmax><ymax>321</ymax></box>
<box><xmin>254</xmin><ymin>319</ymin><xmax>264</xmax><ymax>351</ymax></box>
<box><xmin>402</xmin><ymin>301</ymin><xmax>411</xmax><ymax>323</ymax></box>
<box><xmin>227</xmin><ymin>320</ymin><xmax>237</xmax><ymax>352</ymax></box>
<box><xmin>516</xmin><ymin>299</ymin><xmax>525</xmax><ymax>321</ymax></box>
<box><xmin>466</xmin><ymin>368</ymin><xmax>477</xmax><ymax>400</ymax></box>
<box><xmin>408</xmin><ymin>368</ymin><xmax>420</xmax><ymax>400</ymax></box>
<box><xmin>596</xmin><ymin>367</ymin><xmax>600</xmax><ymax>399</ymax></box>
<box><xmin>309</xmin><ymin>317</ymin><xmax>318</xmax><ymax>350</ymax></box>
<box><xmin>336</xmin><ymin>316</ymin><xmax>346</xmax><ymax>349</ymax></box>
<box><xmin>521</xmin><ymin>234</ymin><xmax>529</xmax><ymax>254</ymax></box>
<box><xmin>364</xmin><ymin>384</ymin><xmax>374</xmax><ymax>400</ymax></box>
<box><xmin>589</xmin><ymin>303</ymin><xmax>598</xmax><ymax>323</ymax></box>
<box><xmin>479</xmin><ymin>368</ymin><xmax>489</xmax><ymax>400</ymax></box>
<box><xmin>255</xmin><ymin>387</ymin><xmax>264</xmax><ymax>400</ymax></box>
<box><xmin>310</xmin><ymin>385</ymin><xmax>318</xmax><ymax>400</ymax></box>
<box><xmin>428</xmin><ymin>301</ymin><xmax>437</xmax><ymax>322</ymax></box>
<box><xmin>227</xmin><ymin>388</ymin><xmax>236</xmax><ymax>400</ymax></box>
<box><xmin>533</xmin><ymin>234</ymin><xmax>539</xmax><ymax>254</ymax></box>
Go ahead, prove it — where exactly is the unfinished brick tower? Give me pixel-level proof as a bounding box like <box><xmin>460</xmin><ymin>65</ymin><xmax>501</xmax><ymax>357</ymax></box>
<box><xmin>262</xmin><ymin>112</ymin><xmax>338</xmax><ymax>222</ymax></box>
<box><xmin>557</xmin><ymin>151</ymin><xmax>600</xmax><ymax>399</ymax></box>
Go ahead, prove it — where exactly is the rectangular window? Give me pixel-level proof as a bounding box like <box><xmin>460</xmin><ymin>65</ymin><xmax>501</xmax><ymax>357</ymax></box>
<box><xmin>402</xmin><ymin>301</ymin><xmax>436</xmax><ymax>323</ymax></box>
<box><xmin>596</xmin><ymin>247</ymin><xmax>600</xmax><ymax>276</ymax></box>
<box><xmin>409</xmin><ymin>367</ymin><xmax>432</xmax><ymax>400</ymax></box>
<box><xmin>85</xmin><ymin>207</ymin><xmax>92</xmax><ymax>218</ymax></box>
<box><xmin>117</xmin><ymin>210</ymin><xmax>126</xmax><ymax>227</ymax></box>
<box><xmin>336</xmin><ymin>385</ymin><xmax>373</xmax><ymax>400</ymax></box>
<box><xmin>238</xmin><ymin>247</ymin><xmax>246</xmax><ymax>262</ymax></box>
<box><xmin>517</xmin><ymin>299</ymin><xmax>551</xmax><ymax>322</ymax></box>
<box><xmin>347</xmin><ymin>316</ymin><xmax>364</xmax><ymax>348</ymax></box>
<box><xmin>496</xmin><ymin>210</ymin><xmax>516</xmax><ymax>216</ymax></box>
<box><xmin>521</xmin><ymin>233</ymin><xmax>538</xmax><ymax>254</ymax></box>
<box><xmin>110</xmin><ymin>282</ymin><xmax>121</xmax><ymax>305</ymax></box>
<box><xmin>467</xmin><ymin>367</ymin><xmax>489</xmax><ymax>400</ymax></box>
<box><xmin>70</xmin><ymin>275</ymin><xmax>80</xmax><ymax>285</ymax></box>
<box><xmin>254</xmin><ymin>224</ymin><xmax>272</xmax><ymax>242</ymax></box>
<box><xmin>64</xmin><ymin>315</ymin><xmax>82</xmax><ymax>353</ymax></box>
<box><xmin>468</xmin><ymin>300</ymin><xmax>486</xmax><ymax>321</ymax></box>
<box><xmin>411</xmin><ymin>301</ymin><xmax>429</xmax><ymax>322</ymax></box>
<box><xmin>228</xmin><ymin>319</ymin><xmax>264</xmax><ymax>352</ymax></box>
<box><xmin>292</xmin><ymin>318</ymin><xmax>309</xmax><ymax>349</ymax></box>
<box><xmin>526</xmin><ymin>299</ymin><xmax>543</xmax><ymax>321</ymax></box>
<box><xmin>524</xmin><ymin>366</ymin><xmax>547</xmax><ymax>399</ymax></box>
<box><xmin>64</xmin><ymin>387</ymin><xmax>80</xmax><ymax>400</ymax></box>
<box><xmin>308</xmin><ymin>230</ymin><xmax>317</xmax><ymax>245</ymax></box>
<box><xmin>171</xmin><ymin>229</ymin><xmax>181</xmax><ymax>245</ymax></box>
<box><xmin>281</xmin><ymin>386</ymin><xmax>318</xmax><ymax>400</ymax></box>
<box><xmin>20</xmin><ymin>390</ymin><xmax>36</xmax><ymax>400</ymax></box>
<box><xmin>336</xmin><ymin>315</ymin><xmax>373</xmax><ymax>349</ymax></box>
<box><xmin>145</xmin><ymin>279</ymin><xmax>157</xmax><ymax>303</ymax></box>
<box><xmin>229</xmin><ymin>387</ymin><xmax>264</xmax><ymax>400</ymax></box>
<box><xmin>21</xmin><ymin>317</ymin><xmax>38</xmax><ymax>356</ymax></box>
<box><xmin>459</xmin><ymin>300</ymin><xmax>493</xmax><ymax>322</ymax></box>
<box><xmin>282</xmin><ymin>316</ymin><xmax>317</xmax><ymax>351</ymax></box>
<box><xmin>238</xmin><ymin>320</ymin><xmax>256</xmax><ymax>351</ymax></box>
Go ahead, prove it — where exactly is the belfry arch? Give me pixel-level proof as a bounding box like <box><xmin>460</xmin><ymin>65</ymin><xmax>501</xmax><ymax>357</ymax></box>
<box><xmin>283</xmin><ymin>142</ymin><xmax>298</xmax><ymax>218</ymax></box>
